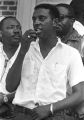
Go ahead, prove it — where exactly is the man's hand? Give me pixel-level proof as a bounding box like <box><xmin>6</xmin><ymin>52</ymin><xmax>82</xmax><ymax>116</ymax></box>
<box><xmin>32</xmin><ymin>104</ymin><xmax>50</xmax><ymax>120</ymax></box>
<box><xmin>21</xmin><ymin>29</ymin><xmax>37</xmax><ymax>55</ymax></box>
<box><xmin>7</xmin><ymin>92</ymin><xmax>15</xmax><ymax>102</ymax></box>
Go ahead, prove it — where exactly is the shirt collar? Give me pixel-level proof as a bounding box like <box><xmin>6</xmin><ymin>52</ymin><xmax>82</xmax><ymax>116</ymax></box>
<box><xmin>1</xmin><ymin>43</ymin><xmax>21</xmax><ymax>63</ymax></box>
<box><xmin>55</xmin><ymin>37</ymin><xmax>63</xmax><ymax>48</ymax></box>
<box><xmin>2</xmin><ymin>46</ymin><xmax>9</xmax><ymax>61</ymax></box>
<box><xmin>9</xmin><ymin>43</ymin><xmax>21</xmax><ymax>63</ymax></box>
<box><xmin>36</xmin><ymin>37</ymin><xmax>63</xmax><ymax>47</ymax></box>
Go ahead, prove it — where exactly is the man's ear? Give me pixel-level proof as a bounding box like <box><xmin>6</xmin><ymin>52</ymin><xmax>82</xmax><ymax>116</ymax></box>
<box><xmin>70</xmin><ymin>18</ymin><xmax>75</xmax><ymax>26</ymax></box>
<box><xmin>53</xmin><ymin>18</ymin><xmax>59</xmax><ymax>27</ymax></box>
<box><xmin>71</xmin><ymin>18</ymin><xmax>75</xmax><ymax>23</ymax></box>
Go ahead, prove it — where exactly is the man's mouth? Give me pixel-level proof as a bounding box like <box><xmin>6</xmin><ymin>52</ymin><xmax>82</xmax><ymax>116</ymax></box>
<box><xmin>13</xmin><ymin>35</ymin><xmax>21</xmax><ymax>39</ymax></box>
<box><xmin>35</xmin><ymin>29</ymin><xmax>41</xmax><ymax>35</ymax></box>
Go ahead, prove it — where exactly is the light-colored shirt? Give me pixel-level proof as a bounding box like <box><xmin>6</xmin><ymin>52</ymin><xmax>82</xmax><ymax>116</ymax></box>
<box><xmin>13</xmin><ymin>38</ymin><xmax>84</xmax><ymax>109</ymax></box>
<box><xmin>0</xmin><ymin>42</ymin><xmax>21</xmax><ymax>94</ymax></box>
<box><xmin>73</xmin><ymin>21</ymin><xmax>84</xmax><ymax>57</ymax></box>
<box><xmin>73</xmin><ymin>20</ymin><xmax>84</xmax><ymax>36</ymax></box>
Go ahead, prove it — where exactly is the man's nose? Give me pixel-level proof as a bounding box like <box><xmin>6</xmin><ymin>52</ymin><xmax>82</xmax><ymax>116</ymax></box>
<box><xmin>34</xmin><ymin>18</ymin><xmax>41</xmax><ymax>25</ymax></box>
<box><xmin>14</xmin><ymin>27</ymin><xmax>20</xmax><ymax>33</ymax></box>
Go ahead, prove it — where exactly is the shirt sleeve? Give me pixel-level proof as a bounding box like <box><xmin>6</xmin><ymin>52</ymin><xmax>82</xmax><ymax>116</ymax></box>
<box><xmin>68</xmin><ymin>50</ymin><xmax>84</xmax><ymax>87</ymax></box>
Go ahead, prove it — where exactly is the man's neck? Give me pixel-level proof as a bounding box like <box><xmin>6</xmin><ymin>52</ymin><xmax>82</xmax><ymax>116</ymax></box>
<box><xmin>62</xmin><ymin>27</ymin><xmax>74</xmax><ymax>43</ymax></box>
<box><xmin>39</xmin><ymin>36</ymin><xmax>58</xmax><ymax>58</ymax></box>
<box><xmin>40</xmin><ymin>35</ymin><xmax>58</xmax><ymax>47</ymax></box>
<box><xmin>3</xmin><ymin>44</ymin><xmax>19</xmax><ymax>59</ymax></box>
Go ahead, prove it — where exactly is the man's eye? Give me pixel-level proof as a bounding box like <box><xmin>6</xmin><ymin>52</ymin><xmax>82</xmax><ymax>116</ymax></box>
<box><xmin>32</xmin><ymin>16</ymin><xmax>46</xmax><ymax>22</ymax></box>
<box><xmin>39</xmin><ymin>16</ymin><xmax>46</xmax><ymax>21</ymax></box>
<box><xmin>32</xmin><ymin>17</ymin><xmax>36</xmax><ymax>22</ymax></box>
<box><xmin>17</xmin><ymin>26</ymin><xmax>21</xmax><ymax>30</ymax></box>
<box><xmin>7</xmin><ymin>26</ymin><xmax>21</xmax><ymax>30</ymax></box>
<box><xmin>7</xmin><ymin>26</ymin><xmax>14</xmax><ymax>29</ymax></box>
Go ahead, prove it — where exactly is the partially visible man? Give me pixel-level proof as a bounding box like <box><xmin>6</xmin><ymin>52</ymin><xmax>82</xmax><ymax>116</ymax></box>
<box><xmin>55</xmin><ymin>3</ymin><xmax>83</xmax><ymax>56</ymax></box>
<box><xmin>5</xmin><ymin>4</ymin><xmax>84</xmax><ymax>120</ymax></box>
<box><xmin>70</xmin><ymin>0</ymin><xmax>84</xmax><ymax>57</ymax></box>
<box><xmin>0</xmin><ymin>16</ymin><xmax>22</xmax><ymax>119</ymax></box>
<box><xmin>70</xmin><ymin>0</ymin><xmax>84</xmax><ymax>35</ymax></box>
<box><xmin>55</xmin><ymin>4</ymin><xmax>84</xmax><ymax>120</ymax></box>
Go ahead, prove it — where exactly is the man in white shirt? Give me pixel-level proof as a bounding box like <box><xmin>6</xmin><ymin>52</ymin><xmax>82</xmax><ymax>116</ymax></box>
<box><xmin>0</xmin><ymin>16</ymin><xmax>22</xmax><ymax>119</ymax></box>
<box><xmin>6</xmin><ymin>4</ymin><xmax>84</xmax><ymax>120</ymax></box>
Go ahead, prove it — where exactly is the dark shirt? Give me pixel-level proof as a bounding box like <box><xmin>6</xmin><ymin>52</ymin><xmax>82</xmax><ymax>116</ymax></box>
<box><xmin>62</xmin><ymin>29</ymin><xmax>82</xmax><ymax>55</ymax></box>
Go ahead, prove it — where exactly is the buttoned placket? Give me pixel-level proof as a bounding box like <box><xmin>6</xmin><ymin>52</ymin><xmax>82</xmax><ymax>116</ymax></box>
<box><xmin>34</xmin><ymin>38</ymin><xmax>61</xmax><ymax>105</ymax></box>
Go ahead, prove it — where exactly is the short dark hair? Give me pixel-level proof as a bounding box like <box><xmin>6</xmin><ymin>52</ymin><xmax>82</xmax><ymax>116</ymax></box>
<box><xmin>34</xmin><ymin>4</ymin><xmax>59</xmax><ymax>19</ymax></box>
<box><xmin>0</xmin><ymin>16</ymin><xmax>20</xmax><ymax>30</ymax></box>
<box><xmin>70</xmin><ymin>0</ymin><xmax>84</xmax><ymax>19</ymax></box>
<box><xmin>55</xmin><ymin>3</ymin><xmax>75</xmax><ymax>19</ymax></box>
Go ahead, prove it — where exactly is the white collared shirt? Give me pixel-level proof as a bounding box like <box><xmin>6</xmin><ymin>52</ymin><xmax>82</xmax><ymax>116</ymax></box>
<box><xmin>13</xmin><ymin>38</ymin><xmax>84</xmax><ymax>109</ymax></box>
<box><xmin>0</xmin><ymin>42</ymin><xmax>21</xmax><ymax>94</ymax></box>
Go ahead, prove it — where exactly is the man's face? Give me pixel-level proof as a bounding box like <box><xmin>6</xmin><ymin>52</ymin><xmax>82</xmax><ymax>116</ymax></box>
<box><xmin>32</xmin><ymin>8</ymin><xmax>54</xmax><ymax>40</ymax></box>
<box><xmin>56</xmin><ymin>6</ymin><xmax>73</xmax><ymax>37</ymax></box>
<box><xmin>1</xmin><ymin>18</ymin><xmax>22</xmax><ymax>46</ymax></box>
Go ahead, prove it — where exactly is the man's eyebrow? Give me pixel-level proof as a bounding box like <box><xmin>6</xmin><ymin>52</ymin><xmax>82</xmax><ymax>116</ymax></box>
<box><xmin>32</xmin><ymin>15</ymin><xmax>46</xmax><ymax>19</ymax></box>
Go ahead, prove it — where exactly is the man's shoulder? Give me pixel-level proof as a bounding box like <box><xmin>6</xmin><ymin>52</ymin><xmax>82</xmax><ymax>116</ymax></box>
<box><xmin>68</xmin><ymin>29</ymin><xmax>82</xmax><ymax>41</ymax></box>
<box><xmin>62</xmin><ymin>42</ymin><xmax>80</xmax><ymax>55</ymax></box>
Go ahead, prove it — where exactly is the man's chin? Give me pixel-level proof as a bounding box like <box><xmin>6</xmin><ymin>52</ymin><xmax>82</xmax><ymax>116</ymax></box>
<box><xmin>13</xmin><ymin>38</ymin><xmax>20</xmax><ymax>43</ymax></box>
<box><xmin>11</xmin><ymin>41</ymin><xmax>20</xmax><ymax>46</ymax></box>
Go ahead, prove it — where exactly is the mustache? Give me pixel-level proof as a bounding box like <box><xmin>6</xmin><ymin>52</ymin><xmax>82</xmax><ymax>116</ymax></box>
<box><xmin>12</xmin><ymin>34</ymin><xmax>22</xmax><ymax>37</ymax></box>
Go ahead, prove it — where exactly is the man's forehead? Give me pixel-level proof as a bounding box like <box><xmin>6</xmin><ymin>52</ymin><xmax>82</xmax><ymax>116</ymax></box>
<box><xmin>57</xmin><ymin>6</ymin><xmax>69</xmax><ymax>15</ymax></box>
<box><xmin>3</xmin><ymin>18</ymin><xmax>20</xmax><ymax>26</ymax></box>
<box><xmin>33</xmin><ymin>8</ymin><xmax>50</xmax><ymax>16</ymax></box>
